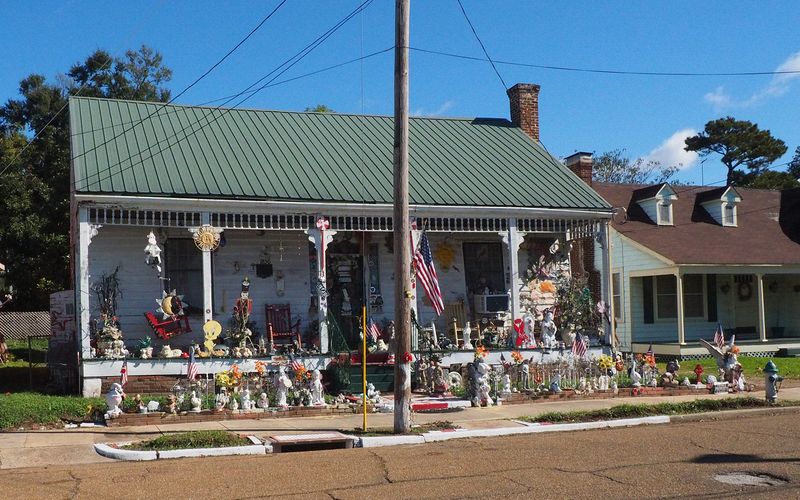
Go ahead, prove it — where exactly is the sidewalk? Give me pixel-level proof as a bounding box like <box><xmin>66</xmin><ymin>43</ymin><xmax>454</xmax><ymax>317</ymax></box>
<box><xmin>2</xmin><ymin>386</ymin><xmax>798</xmax><ymax>470</ymax></box>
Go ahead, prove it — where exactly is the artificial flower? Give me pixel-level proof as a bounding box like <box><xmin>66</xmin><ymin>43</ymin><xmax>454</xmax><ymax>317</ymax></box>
<box><xmin>511</xmin><ymin>351</ymin><xmax>524</xmax><ymax>364</ymax></box>
<box><xmin>539</xmin><ymin>280</ymin><xmax>556</xmax><ymax>294</ymax></box>
<box><xmin>402</xmin><ymin>351</ymin><xmax>414</xmax><ymax>363</ymax></box>
<box><xmin>474</xmin><ymin>346</ymin><xmax>488</xmax><ymax>358</ymax></box>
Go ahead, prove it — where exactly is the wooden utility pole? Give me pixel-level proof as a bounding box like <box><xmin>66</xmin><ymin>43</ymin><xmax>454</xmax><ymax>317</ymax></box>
<box><xmin>392</xmin><ymin>0</ymin><xmax>411</xmax><ymax>434</ymax></box>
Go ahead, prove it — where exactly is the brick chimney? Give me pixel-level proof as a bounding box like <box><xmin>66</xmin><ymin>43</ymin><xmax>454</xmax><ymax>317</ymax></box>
<box><xmin>565</xmin><ymin>151</ymin><xmax>593</xmax><ymax>186</ymax></box>
<box><xmin>507</xmin><ymin>83</ymin><xmax>540</xmax><ymax>142</ymax></box>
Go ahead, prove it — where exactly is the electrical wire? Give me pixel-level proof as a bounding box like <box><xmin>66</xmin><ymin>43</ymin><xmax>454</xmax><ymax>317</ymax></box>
<box><xmin>407</xmin><ymin>46</ymin><xmax>800</xmax><ymax>77</ymax></box>
<box><xmin>76</xmin><ymin>0</ymin><xmax>375</xmax><ymax>190</ymax></box>
<box><xmin>455</xmin><ymin>0</ymin><xmax>507</xmax><ymax>90</ymax></box>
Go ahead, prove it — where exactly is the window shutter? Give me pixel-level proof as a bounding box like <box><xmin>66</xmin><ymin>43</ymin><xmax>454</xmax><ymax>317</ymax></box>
<box><xmin>643</xmin><ymin>276</ymin><xmax>654</xmax><ymax>324</ymax></box>
<box><xmin>707</xmin><ymin>274</ymin><xmax>717</xmax><ymax>322</ymax></box>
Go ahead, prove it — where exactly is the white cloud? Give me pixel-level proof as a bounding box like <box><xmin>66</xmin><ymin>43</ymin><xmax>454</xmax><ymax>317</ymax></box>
<box><xmin>412</xmin><ymin>100</ymin><xmax>455</xmax><ymax>117</ymax></box>
<box><xmin>704</xmin><ymin>51</ymin><xmax>800</xmax><ymax>109</ymax></box>
<box><xmin>644</xmin><ymin>128</ymin><xmax>699</xmax><ymax>170</ymax></box>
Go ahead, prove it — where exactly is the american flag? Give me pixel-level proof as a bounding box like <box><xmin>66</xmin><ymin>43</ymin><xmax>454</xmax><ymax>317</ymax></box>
<box><xmin>413</xmin><ymin>232</ymin><xmax>444</xmax><ymax>315</ymax></box>
<box><xmin>713</xmin><ymin>323</ymin><xmax>725</xmax><ymax>349</ymax></box>
<box><xmin>120</xmin><ymin>360</ymin><xmax>128</xmax><ymax>386</ymax></box>
<box><xmin>291</xmin><ymin>359</ymin><xmax>304</xmax><ymax>373</ymax></box>
<box><xmin>187</xmin><ymin>349</ymin><xmax>199</xmax><ymax>381</ymax></box>
<box><xmin>368</xmin><ymin>318</ymin><xmax>381</xmax><ymax>342</ymax></box>
<box><xmin>646</xmin><ymin>344</ymin><xmax>654</xmax><ymax>358</ymax></box>
<box><xmin>571</xmin><ymin>334</ymin><xmax>587</xmax><ymax>358</ymax></box>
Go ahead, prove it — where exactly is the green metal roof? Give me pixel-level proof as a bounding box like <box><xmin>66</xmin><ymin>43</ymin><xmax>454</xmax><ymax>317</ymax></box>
<box><xmin>69</xmin><ymin>97</ymin><xmax>610</xmax><ymax>210</ymax></box>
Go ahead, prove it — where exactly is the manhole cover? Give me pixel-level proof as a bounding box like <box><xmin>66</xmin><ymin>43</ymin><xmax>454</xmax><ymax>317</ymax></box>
<box><xmin>713</xmin><ymin>472</ymin><xmax>787</xmax><ymax>487</ymax></box>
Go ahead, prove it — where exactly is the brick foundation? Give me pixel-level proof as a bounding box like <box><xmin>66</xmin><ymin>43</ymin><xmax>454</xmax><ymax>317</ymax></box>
<box><xmin>101</xmin><ymin>375</ymin><xmax>186</xmax><ymax>395</ymax></box>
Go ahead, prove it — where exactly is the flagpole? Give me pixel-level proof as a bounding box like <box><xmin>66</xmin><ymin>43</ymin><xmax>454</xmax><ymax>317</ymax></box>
<box><xmin>392</xmin><ymin>0</ymin><xmax>412</xmax><ymax>435</ymax></box>
<box><xmin>362</xmin><ymin>306</ymin><xmax>368</xmax><ymax>431</ymax></box>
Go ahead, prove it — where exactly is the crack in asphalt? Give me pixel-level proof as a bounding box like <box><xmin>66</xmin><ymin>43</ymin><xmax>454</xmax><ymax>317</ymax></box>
<box><xmin>368</xmin><ymin>449</ymin><xmax>393</xmax><ymax>484</ymax></box>
<box><xmin>67</xmin><ymin>471</ymin><xmax>82</xmax><ymax>499</ymax></box>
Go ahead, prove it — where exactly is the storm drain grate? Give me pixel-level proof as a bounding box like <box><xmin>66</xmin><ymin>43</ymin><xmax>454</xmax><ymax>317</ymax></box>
<box><xmin>713</xmin><ymin>472</ymin><xmax>787</xmax><ymax>487</ymax></box>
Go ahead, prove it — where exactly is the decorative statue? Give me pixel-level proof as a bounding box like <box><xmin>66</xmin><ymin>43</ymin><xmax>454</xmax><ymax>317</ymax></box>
<box><xmin>146</xmin><ymin>400</ymin><xmax>160</xmax><ymax>412</ymax></box>
<box><xmin>521</xmin><ymin>362</ymin><xmax>530</xmax><ymax>391</ymax></box>
<box><xmin>700</xmin><ymin>334</ymin><xmax>739</xmax><ymax>383</ymax></box>
<box><xmin>366</xmin><ymin>382</ymin><xmax>382</xmax><ymax>404</ymax></box>
<box><xmin>240</xmin><ymin>389</ymin><xmax>252</xmax><ymax>410</ymax></box>
<box><xmin>661</xmin><ymin>359</ymin><xmax>681</xmax><ymax>387</ymax></box>
<box><xmin>611</xmin><ymin>380</ymin><xmax>619</xmax><ymax>394</ymax></box>
<box><xmin>165</xmin><ymin>394</ymin><xmax>177</xmax><ymax>415</ymax></box>
<box><xmin>275</xmin><ymin>365</ymin><xmax>293</xmax><ymax>408</ymax></box>
<box><xmin>257</xmin><ymin>392</ymin><xmax>269</xmax><ymax>409</ymax></box>
<box><xmin>190</xmin><ymin>391</ymin><xmax>202</xmax><ymax>412</ymax></box>
<box><xmin>144</xmin><ymin>231</ymin><xmax>163</xmax><ymax>273</ymax></box>
<box><xmin>416</xmin><ymin>358</ymin><xmax>429</xmax><ymax>392</ymax></box>
<box><xmin>229</xmin><ymin>394</ymin><xmax>239</xmax><ymax>411</ymax></box>
<box><xmin>630</xmin><ymin>359</ymin><xmax>642</xmax><ymax>387</ymax></box>
<box><xmin>522</xmin><ymin>313</ymin><xmax>536</xmax><ymax>348</ymax></box>
<box><xmin>576</xmin><ymin>376</ymin><xmax>587</xmax><ymax>394</ymax></box>
<box><xmin>432</xmin><ymin>362</ymin><xmax>450</xmax><ymax>395</ymax></box>
<box><xmin>733</xmin><ymin>364</ymin><xmax>747</xmax><ymax>392</ymax></box>
<box><xmin>764</xmin><ymin>361</ymin><xmax>783</xmax><ymax>403</ymax></box>
<box><xmin>310</xmin><ymin>369</ymin><xmax>325</xmax><ymax>406</ymax></box>
<box><xmin>540</xmin><ymin>309</ymin><xmax>557</xmax><ymax>349</ymax></box>
<box><xmin>598</xmin><ymin>373</ymin><xmax>610</xmax><ymax>391</ymax></box>
<box><xmin>501</xmin><ymin>374</ymin><xmax>512</xmax><ymax>396</ymax></box>
<box><xmin>376</xmin><ymin>338</ymin><xmax>389</xmax><ymax>352</ymax></box>
<box><xmin>706</xmin><ymin>374</ymin><xmax>718</xmax><ymax>385</ymax></box>
<box><xmin>461</xmin><ymin>323</ymin><xmax>474</xmax><ymax>350</ymax></box>
<box><xmin>477</xmin><ymin>363</ymin><xmax>493</xmax><ymax>406</ymax></box>
<box><xmin>550</xmin><ymin>370</ymin><xmax>562</xmax><ymax>393</ymax></box>
<box><xmin>105</xmin><ymin>383</ymin><xmax>125</xmax><ymax>418</ymax></box>
<box><xmin>681</xmin><ymin>377</ymin><xmax>691</xmax><ymax>387</ymax></box>
<box><xmin>215</xmin><ymin>388</ymin><xmax>229</xmax><ymax>411</ymax></box>
<box><xmin>134</xmin><ymin>394</ymin><xmax>146</xmax><ymax>413</ymax></box>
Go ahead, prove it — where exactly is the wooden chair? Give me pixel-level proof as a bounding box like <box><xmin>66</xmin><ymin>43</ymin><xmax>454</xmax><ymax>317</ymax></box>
<box><xmin>442</xmin><ymin>302</ymin><xmax>479</xmax><ymax>347</ymax></box>
<box><xmin>265</xmin><ymin>304</ymin><xmax>302</xmax><ymax>348</ymax></box>
<box><xmin>144</xmin><ymin>312</ymin><xmax>191</xmax><ymax>340</ymax></box>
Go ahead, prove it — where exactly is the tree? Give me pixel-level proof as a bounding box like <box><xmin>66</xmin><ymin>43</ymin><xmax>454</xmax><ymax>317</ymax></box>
<box><xmin>0</xmin><ymin>46</ymin><xmax>171</xmax><ymax>309</ymax></box>
<box><xmin>738</xmin><ymin>170</ymin><xmax>799</xmax><ymax>190</ymax></box>
<box><xmin>591</xmin><ymin>149</ymin><xmax>678</xmax><ymax>184</ymax></box>
<box><xmin>788</xmin><ymin>146</ymin><xmax>800</xmax><ymax>180</ymax></box>
<box><xmin>684</xmin><ymin>117</ymin><xmax>787</xmax><ymax>186</ymax></box>
<box><xmin>304</xmin><ymin>104</ymin><xmax>334</xmax><ymax>113</ymax></box>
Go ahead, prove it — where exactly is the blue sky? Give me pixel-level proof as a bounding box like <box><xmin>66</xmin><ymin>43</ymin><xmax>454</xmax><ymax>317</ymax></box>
<box><xmin>2</xmin><ymin>1</ymin><xmax>798</xmax><ymax>185</ymax></box>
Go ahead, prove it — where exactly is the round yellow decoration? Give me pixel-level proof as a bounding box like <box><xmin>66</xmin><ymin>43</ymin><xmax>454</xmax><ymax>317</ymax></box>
<box><xmin>433</xmin><ymin>243</ymin><xmax>455</xmax><ymax>270</ymax></box>
<box><xmin>193</xmin><ymin>224</ymin><xmax>221</xmax><ymax>251</ymax></box>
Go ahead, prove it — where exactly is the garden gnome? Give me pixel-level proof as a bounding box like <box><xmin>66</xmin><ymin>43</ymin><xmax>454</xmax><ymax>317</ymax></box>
<box><xmin>310</xmin><ymin>369</ymin><xmax>325</xmax><ymax>406</ymax></box>
<box><xmin>105</xmin><ymin>383</ymin><xmax>125</xmax><ymax>418</ymax></box>
<box><xmin>275</xmin><ymin>365</ymin><xmax>293</xmax><ymax>407</ymax></box>
<box><xmin>540</xmin><ymin>309</ymin><xmax>557</xmax><ymax>349</ymax></box>
<box><xmin>764</xmin><ymin>360</ymin><xmax>783</xmax><ymax>403</ymax></box>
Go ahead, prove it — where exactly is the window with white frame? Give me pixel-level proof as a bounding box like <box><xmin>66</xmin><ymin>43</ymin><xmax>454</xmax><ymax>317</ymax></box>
<box><xmin>655</xmin><ymin>275</ymin><xmax>677</xmax><ymax>319</ymax></box>
<box><xmin>683</xmin><ymin>274</ymin><xmax>705</xmax><ymax>318</ymax></box>
<box><xmin>722</xmin><ymin>202</ymin><xmax>736</xmax><ymax>226</ymax></box>
<box><xmin>612</xmin><ymin>272</ymin><xmax>623</xmax><ymax>321</ymax></box>
<box><xmin>657</xmin><ymin>202</ymin><xmax>673</xmax><ymax>225</ymax></box>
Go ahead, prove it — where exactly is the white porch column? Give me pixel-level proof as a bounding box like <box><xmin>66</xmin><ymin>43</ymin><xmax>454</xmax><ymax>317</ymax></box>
<box><xmin>410</xmin><ymin>227</ymin><xmax>421</xmax><ymax>349</ymax></box>
<box><xmin>499</xmin><ymin>218</ymin><xmax>526</xmax><ymax>343</ymax></box>
<box><xmin>75</xmin><ymin>207</ymin><xmax>101</xmax><ymax>360</ymax></box>
<box><xmin>306</xmin><ymin>218</ymin><xmax>336</xmax><ymax>353</ymax></box>
<box><xmin>757</xmin><ymin>273</ymin><xmax>767</xmax><ymax>342</ymax></box>
<box><xmin>676</xmin><ymin>272</ymin><xmax>686</xmax><ymax>345</ymax></box>
<box><xmin>599</xmin><ymin>220</ymin><xmax>614</xmax><ymax>346</ymax></box>
<box><xmin>189</xmin><ymin>214</ymin><xmax>222</xmax><ymax>323</ymax></box>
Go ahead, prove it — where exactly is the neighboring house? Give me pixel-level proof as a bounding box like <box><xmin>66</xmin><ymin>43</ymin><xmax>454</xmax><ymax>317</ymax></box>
<box><xmin>593</xmin><ymin>181</ymin><xmax>800</xmax><ymax>357</ymax></box>
<box><xmin>69</xmin><ymin>83</ymin><xmax>613</xmax><ymax>396</ymax></box>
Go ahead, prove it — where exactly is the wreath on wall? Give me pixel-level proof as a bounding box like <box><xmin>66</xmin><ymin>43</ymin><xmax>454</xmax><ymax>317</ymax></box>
<box><xmin>737</xmin><ymin>282</ymin><xmax>752</xmax><ymax>301</ymax></box>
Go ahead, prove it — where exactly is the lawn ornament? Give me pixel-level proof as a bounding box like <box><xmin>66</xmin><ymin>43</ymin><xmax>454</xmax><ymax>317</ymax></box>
<box><xmin>598</xmin><ymin>373</ymin><xmax>610</xmax><ymax>391</ymax></box>
<box><xmin>540</xmin><ymin>309</ymin><xmax>557</xmax><ymax>349</ymax></box>
<box><xmin>105</xmin><ymin>383</ymin><xmax>125</xmax><ymax>418</ymax></box>
<box><xmin>700</xmin><ymin>334</ymin><xmax>739</xmax><ymax>383</ymax></box>
<box><xmin>694</xmin><ymin>364</ymin><xmax>704</xmax><ymax>385</ymax></box>
<box><xmin>240</xmin><ymin>389</ymin><xmax>252</xmax><ymax>410</ymax></box>
<box><xmin>257</xmin><ymin>392</ymin><xmax>269</xmax><ymax>409</ymax></box>
<box><xmin>661</xmin><ymin>359</ymin><xmax>680</xmax><ymax>387</ymax></box>
<box><xmin>190</xmin><ymin>391</ymin><xmax>202</xmax><ymax>412</ymax></box>
<box><xmin>310</xmin><ymin>369</ymin><xmax>325</xmax><ymax>406</ymax></box>
<box><xmin>275</xmin><ymin>365</ymin><xmax>293</xmax><ymax>407</ymax></box>
<box><xmin>630</xmin><ymin>359</ymin><xmax>642</xmax><ymax>387</ymax></box>
<box><xmin>432</xmin><ymin>362</ymin><xmax>450</xmax><ymax>395</ymax></box>
<box><xmin>215</xmin><ymin>388</ymin><xmax>229</xmax><ymax>411</ymax></box>
<box><xmin>502</xmin><ymin>374</ymin><xmax>512</xmax><ymax>396</ymax></box>
<box><xmin>521</xmin><ymin>362</ymin><xmax>530</xmax><ymax>391</ymax></box>
<box><xmin>764</xmin><ymin>360</ymin><xmax>783</xmax><ymax>403</ymax></box>
<box><xmin>550</xmin><ymin>370</ymin><xmax>562</xmax><ymax>393</ymax></box>
<box><xmin>165</xmin><ymin>394</ymin><xmax>177</xmax><ymax>415</ymax></box>
<box><xmin>144</xmin><ymin>231</ymin><xmax>162</xmax><ymax>274</ymax></box>
<box><xmin>461</xmin><ymin>323</ymin><xmax>474</xmax><ymax>350</ymax></box>
<box><xmin>229</xmin><ymin>394</ymin><xmax>239</xmax><ymax>411</ymax></box>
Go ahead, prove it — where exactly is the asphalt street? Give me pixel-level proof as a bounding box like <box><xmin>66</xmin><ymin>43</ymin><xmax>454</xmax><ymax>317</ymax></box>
<box><xmin>1</xmin><ymin>410</ymin><xmax>798</xmax><ymax>499</ymax></box>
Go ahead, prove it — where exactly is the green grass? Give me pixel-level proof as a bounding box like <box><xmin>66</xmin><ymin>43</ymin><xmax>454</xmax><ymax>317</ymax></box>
<box><xmin>122</xmin><ymin>431</ymin><xmax>250</xmax><ymax>451</ymax></box>
<box><xmin>658</xmin><ymin>356</ymin><xmax>800</xmax><ymax>382</ymax></box>
<box><xmin>520</xmin><ymin>398</ymin><xmax>800</xmax><ymax>424</ymax></box>
<box><xmin>0</xmin><ymin>392</ymin><xmax>106</xmax><ymax>429</ymax></box>
<box><xmin>1</xmin><ymin>339</ymin><xmax>50</xmax><ymax>392</ymax></box>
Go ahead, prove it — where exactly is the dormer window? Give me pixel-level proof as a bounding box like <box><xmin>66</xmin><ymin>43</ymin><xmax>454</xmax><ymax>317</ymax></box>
<box><xmin>657</xmin><ymin>201</ymin><xmax>673</xmax><ymax>225</ymax></box>
<box><xmin>698</xmin><ymin>186</ymin><xmax>741</xmax><ymax>227</ymax></box>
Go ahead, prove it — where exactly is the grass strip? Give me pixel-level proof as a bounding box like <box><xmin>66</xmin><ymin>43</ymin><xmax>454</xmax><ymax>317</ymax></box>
<box><xmin>521</xmin><ymin>397</ymin><xmax>800</xmax><ymax>424</ymax></box>
<box><xmin>122</xmin><ymin>430</ymin><xmax>250</xmax><ymax>451</ymax></box>
<box><xmin>0</xmin><ymin>392</ymin><xmax>106</xmax><ymax>429</ymax></box>
<box><xmin>346</xmin><ymin>420</ymin><xmax>460</xmax><ymax>436</ymax></box>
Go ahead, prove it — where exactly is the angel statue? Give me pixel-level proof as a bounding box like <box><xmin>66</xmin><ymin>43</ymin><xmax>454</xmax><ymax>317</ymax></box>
<box><xmin>700</xmin><ymin>332</ymin><xmax>739</xmax><ymax>384</ymax></box>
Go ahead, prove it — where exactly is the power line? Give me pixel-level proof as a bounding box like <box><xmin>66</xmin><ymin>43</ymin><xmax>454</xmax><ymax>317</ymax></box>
<box><xmin>76</xmin><ymin>0</ymin><xmax>375</xmax><ymax>190</ymax></box>
<box><xmin>69</xmin><ymin>46</ymin><xmax>392</xmax><ymax>138</ymax></box>
<box><xmin>455</xmin><ymin>0</ymin><xmax>506</xmax><ymax>90</ymax></box>
<box><xmin>408</xmin><ymin>46</ymin><xmax>800</xmax><ymax>77</ymax></box>
<box><xmin>62</xmin><ymin>0</ymin><xmax>288</xmax><ymax>173</ymax></box>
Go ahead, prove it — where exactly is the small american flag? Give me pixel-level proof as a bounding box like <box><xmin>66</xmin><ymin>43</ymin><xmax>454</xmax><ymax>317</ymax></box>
<box><xmin>413</xmin><ymin>232</ymin><xmax>444</xmax><ymax>315</ymax></box>
<box><xmin>713</xmin><ymin>324</ymin><xmax>725</xmax><ymax>349</ymax></box>
<box><xmin>187</xmin><ymin>349</ymin><xmax>199</xmax><ymax>381</ymax></box>
<box><xmin>120</xmin><ymin>360</ymin><xmax>128</xmax><ymax>387</ymax></box>
<box><xmin>571</xmin><ymin>335</ymin><xmax>587</xmax><ymax>358</ymax></box>
<box><xmin>368</xmin><ymin>319</ymin><xmax>381</xmax><ymax>342</ymax></box>
<box><xmin>291</xmin><ymin>359</ymin><xmax>304</xmax><ymax>373</ymax></box>
<box><xmin>646</xmin><ymin>344</ymin><xmax>654</xmax><ymax>358</ymax></box>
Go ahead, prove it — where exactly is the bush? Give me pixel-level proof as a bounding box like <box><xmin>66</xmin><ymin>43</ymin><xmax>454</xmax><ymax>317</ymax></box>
<box><xmin>0</xmin><ymin>392</ymin><xmax>107</xmax><ymax>429</ymax></box>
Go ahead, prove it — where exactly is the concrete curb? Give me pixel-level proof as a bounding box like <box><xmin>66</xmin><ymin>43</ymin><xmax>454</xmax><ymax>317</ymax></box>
<box><xmin>94</xmin><ymin>436</ymin><xmax>271</xmax><ymax>461</ymax></box>
<box><xmin>670</xmin><ymin>405</ymin><xmax>800</xmax><ymax>423</ymax></box>
<box><xmin>355</xmin><ymin>415</ymin><xmax>670</xmax><ymax>448</ymax></box>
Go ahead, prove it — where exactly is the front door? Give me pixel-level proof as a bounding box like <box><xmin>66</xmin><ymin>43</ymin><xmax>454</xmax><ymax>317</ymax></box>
<box><xmin>326</xmin><ymin>235</ymin><xmax>365</xmax><ymax>349</ymax></box>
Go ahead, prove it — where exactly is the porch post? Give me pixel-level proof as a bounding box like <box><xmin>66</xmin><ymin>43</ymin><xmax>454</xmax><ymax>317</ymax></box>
<box><xmin>757</xmin><ymin>273</ymin><xmax>767</xmax><ymax>342</ymax></box>
<box><xmin>599</xmin><ymin>220</ymin><xmax>613</xmax><ymax>346</ymax></box>
<box><xmin>75</xmin><ymin>206</ymin><xmax>100</xmax><ymax>359</ymax></box>
<box><xmin>189</xmin><ymin>214</ymin><xmax>222</xmax><ymax>323</ymax></box>
<box><xmin>675</xmin><ymin>271</ymin><xmax>686</xmax><ymax>345</ymax></box>
<box><xmin>306</xmin><ymin>219</ymin><xmax>336</xmax><ymax>353</ymax></box>
<box><xmin>499</xmin><ymin>218</ymin><xmax>526</xmax><ymax>344</ymax></box>
<box><xmin>410</xmin><ymin>227</ymin><xmax>420</xmax><ymax>350</ymax></box>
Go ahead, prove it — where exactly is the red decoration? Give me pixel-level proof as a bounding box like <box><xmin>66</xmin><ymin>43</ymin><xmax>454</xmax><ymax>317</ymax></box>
<box><xmin>402</xmin><ymin>351</ymin><xmax>414</xmax><ymax>364</ymax></box>
<box><xmin>694</xmin><ymin>364</ymin><xmax>704</xmax><ymax>385</ymax></box>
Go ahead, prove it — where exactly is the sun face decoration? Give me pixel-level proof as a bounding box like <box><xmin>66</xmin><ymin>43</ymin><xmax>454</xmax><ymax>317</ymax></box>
<box><xmin>192</xmin><ymin>224</ymin><xmax>222</xmax><ymax>251</ymax></box>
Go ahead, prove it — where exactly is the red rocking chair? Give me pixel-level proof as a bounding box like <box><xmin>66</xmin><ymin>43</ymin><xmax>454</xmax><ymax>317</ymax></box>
<box><xmin>265</xmin><ymin>304</ymin><xmax>301</xmax><ymax>348</ymax></box>
<box><xmin>144</xmin><ymin>312</ymin><xmax>191</xmax><ymax>340</ymax></box>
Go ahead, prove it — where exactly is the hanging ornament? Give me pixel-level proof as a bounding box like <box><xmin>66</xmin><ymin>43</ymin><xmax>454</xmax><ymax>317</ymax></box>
<box><xmin>156</xmin><ymin>290</ymin><xmax>188</xmax><ymax>320</ymax></box>
<box><xmin>144</xmin><ymin>231</ymin><xmax>163</xmax><ymax>273</ymax></box>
